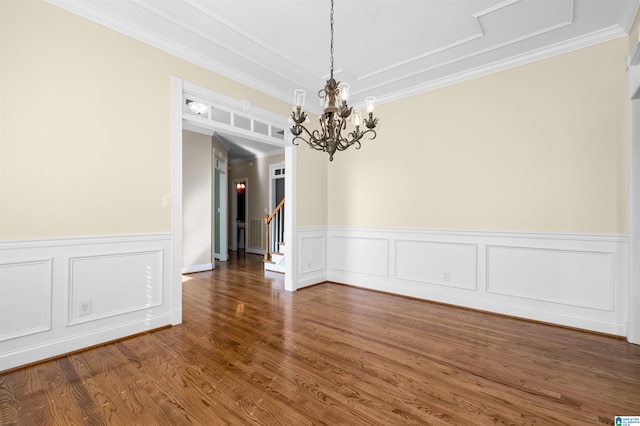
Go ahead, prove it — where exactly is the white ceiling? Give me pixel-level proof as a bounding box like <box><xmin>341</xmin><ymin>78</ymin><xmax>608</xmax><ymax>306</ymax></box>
<box><xmin>47</xmin><ymin>0</ymin><xmax>640</xmax><ymax>160</ymax></box>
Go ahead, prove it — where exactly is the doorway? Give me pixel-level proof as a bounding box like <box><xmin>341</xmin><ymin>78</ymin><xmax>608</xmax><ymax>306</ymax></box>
<box><xmin>270</xmin><ymin>162</ymin><xmax>285</xmax><ymax>213</ymax></box>
<box><xmin>171</xmin><ymin>78</ymin><xmax>297</xmax><ymax>327</ymax></box>
<box><xmin>214</xmin><ymin>153</ymin><xmax>228</xmax><ymax>261</ymax></box>
<box><xmin>232</xmin><ymin>178</ymin><xmax>248</xmax><ymax>252</ymax></box>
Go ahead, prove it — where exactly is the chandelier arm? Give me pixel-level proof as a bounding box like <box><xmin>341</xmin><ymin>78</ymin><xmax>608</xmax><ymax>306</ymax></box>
<box><xmin>337</xmin><ymin>128</ymin><xmax>377</xmax><ymax>151</ymax></box>
<box><xmin>337</xmin><ymin>130</ymin><xmax>361</xmax><ymax>151</ymax></box>
<box><xmin>361</xmin><ymin>129</ymin><xmax>377</xmax><ymax>141</ymax></box>
<box><xmin>293</xmin><ymin>122</ymin><xmax>323</xmax><ymax>143</ymax></box>
<box><xmin>334</xmin><ymin>117</ymin><xmax>350</xmax><ymax>149</ymax></box>
<box><xmin>312</xmin><ymin>128</ymin><xmax>328</xmax><ymax>148</ymax></box>
<box><xmin>292</xmin><ymin>135</ymin><xmax>325</xmax><ymax>151</ymax></box>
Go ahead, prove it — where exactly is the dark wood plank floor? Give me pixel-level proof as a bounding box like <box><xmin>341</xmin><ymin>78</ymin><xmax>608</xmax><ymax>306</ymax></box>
<box><xmin>1</xmin><ymin>253</ymin><xmax>639</xmax><ymax>425</ymax></box>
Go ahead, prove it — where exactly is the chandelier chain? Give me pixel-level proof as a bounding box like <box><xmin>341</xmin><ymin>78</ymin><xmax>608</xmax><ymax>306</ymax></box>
<box><xmin>330</xmin><ymin>0</ymin><xmax>334</xmax><ymax>79</ymax></box>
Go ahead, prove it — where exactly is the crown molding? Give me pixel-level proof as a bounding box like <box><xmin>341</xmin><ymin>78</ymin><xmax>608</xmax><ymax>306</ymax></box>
<box><xmin>45</xmin><ymin>0</ymin><xmax>293</xmax><ymax>107</ymax></box>
<box><xmin>620</xmin><ymin>0</ymin><xmax>640</xmax><ymax>33</ymax></box>
<box><xmin>375</xmin><ymin>25</ymin><xmax>627</xmax><ymax>106</ymax></box>
<box><xmin>45</xmin><ymin>0</ymin><xmax>630</xmax><ymax>111</ymax></box>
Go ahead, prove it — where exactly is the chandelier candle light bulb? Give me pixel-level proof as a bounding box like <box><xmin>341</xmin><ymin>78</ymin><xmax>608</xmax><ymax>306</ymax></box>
<box><xmin>353</xmin><ymin>111</ymin><xmax>362</xmax><ymax>127</ymax></box>
<box><xmin>366</xmin><ymin>96</ymin><xmax>375</xmax><ymax>114</ymax></box>
<box><xmin>339</xmin><ymin>83</ymin><xmax>350</xmax><ymax>101</ymax></box>
<box><xmin>294</xmin><ymin>89</ymin><xmax>306</xmax><ymax>108</ymax></box>
<box><xmin>289</xmin><ymin>0</ymin><xmax>379</xmax><ymax>161</ymax></box>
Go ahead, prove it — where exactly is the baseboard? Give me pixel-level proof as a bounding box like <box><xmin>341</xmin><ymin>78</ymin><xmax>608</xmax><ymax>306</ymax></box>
<box><xmin>0</xmin><ymin>314</ymin><xmax>172</xmax><ymax>371</ymax></box>
<box><xmin>182</xmin><ymin>262</ymin><xmax>213</xmax><ymax>274</ymax></box>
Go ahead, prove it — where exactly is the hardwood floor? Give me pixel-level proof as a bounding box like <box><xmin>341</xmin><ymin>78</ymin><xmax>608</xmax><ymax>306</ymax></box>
<box><xmin>1</xmin><ymin>253</ymin><xmax>639</xmax><ymax>425</ymax></box>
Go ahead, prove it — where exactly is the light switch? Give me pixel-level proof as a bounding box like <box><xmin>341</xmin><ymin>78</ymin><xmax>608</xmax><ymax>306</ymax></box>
<box><xmin>163</xmin><ymin>195</ymin><xmax>172</xmax><ymax>208</ymax></box>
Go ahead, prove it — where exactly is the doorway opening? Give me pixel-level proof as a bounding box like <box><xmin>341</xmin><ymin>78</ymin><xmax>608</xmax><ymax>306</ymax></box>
<box><xmin>270</xmin><ymin>162</ymin><xmax>285</xmax><ymax>214</ymax></box>
<box><xmin>214</xmin><ymin>153</ymin><xmax>228</xmax><ymax>262</ymax></box>
<box><xmin>171</xmin><ymin>78</ymin><xmax>297</xmax><ymax>326</ymax></box>
<box><xmin>233</xmin><ymin>179</ymin><xmax>248</xmax><ymax>252</ymax></box>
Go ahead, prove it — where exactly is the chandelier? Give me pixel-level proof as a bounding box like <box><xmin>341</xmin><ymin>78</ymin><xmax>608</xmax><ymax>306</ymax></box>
<box><xmin>290</xmin><ymin>0</ymin><xmax>379</xmax><ymax>161</ymax></box>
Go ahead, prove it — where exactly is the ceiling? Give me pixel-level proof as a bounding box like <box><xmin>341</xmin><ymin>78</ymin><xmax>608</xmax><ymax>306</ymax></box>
<box><xmin>47</xmin><ymin>0</ymin><xmax>640</xmax><ymax>160</ymax></box>
<box><xmin>183</xmin><ymin>121</ymin><xmax>285</xmax><ymax>163</ymax></box>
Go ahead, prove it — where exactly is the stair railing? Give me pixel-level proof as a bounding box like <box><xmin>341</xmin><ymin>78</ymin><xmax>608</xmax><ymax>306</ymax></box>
<box><xmin>264</xmin><ymin>198</ymin><xmax>285</xmax><ymax>262</ymax></box>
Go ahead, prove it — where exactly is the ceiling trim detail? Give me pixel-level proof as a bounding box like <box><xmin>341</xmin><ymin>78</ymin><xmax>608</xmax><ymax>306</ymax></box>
<box><xmin>358</xmin><ymin>0</ymin><xmax>524</xmax><ymax>81</ymax></box>
<box><xmin>46</xmin><ymin>0</ymin><xmax>636</xmax><ymax>111</ymax></box>
<box><xmin>45</xmin><ymin>0</ymin><xmax>292</xmax><ymax>105</ymax></box>
<box><xmin>133</xmin><ymin>0</ymin><xmax>308</xmax><ymax>89</ymax></box>
<box><xmin>375</xmin><ymin>25</ymin><xmax>627</xmax><ymax>105</ymax></box>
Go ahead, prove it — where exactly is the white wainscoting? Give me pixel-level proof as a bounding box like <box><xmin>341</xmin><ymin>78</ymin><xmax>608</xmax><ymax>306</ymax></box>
<box><xmin>297</xmin><ymin>226</ymin><xmax>628</xmax><ymax>337</ymax></box>
<box><xmin>0</xmin><ymin>234</ymin><xmax>174</xmax><ymax>371</ymax></box>
<box><xmin>296</xmin><ymin>227</ymin><xmax>327</xmax><ymax>288</ymax></box>
<box><xmin>0</xmin><ymin>259</ymin><xmax>52</xmax><ymax>341</ymax></box>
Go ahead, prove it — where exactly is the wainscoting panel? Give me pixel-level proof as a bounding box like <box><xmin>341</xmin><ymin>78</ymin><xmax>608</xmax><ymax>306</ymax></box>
<box><xmin>395</xmin><ymin>240</ymin><xmax>477</xmax><ymax>290</ymax></box>
<box><xmin>0</xmin><ymin>234</ymin><xmax>173</xmax><ymax>371</ymax></box>
<box><xmin>0</xmin><ymin>259</ymin><xmax>52</xmax><ymax>342</ymax></box>
<box><xmin>299</xmin><ymin>235</ymin><xmax>325</xmax><ymax>274</ymax></box>
<box><xmin>318</xmin><ymin>226</ymin><xmax>627</xmax><ymax>337</ymax></box>
<box><xmin>68</xmin><ymin>250</ymin><xmax>163</xmax><ymax>324</ymax></box>
<box><xmin>486</xmin><ymin>245</ymin><xmax>614</xmax><ymax>311</ymax></box>
<box><xmin>296</xmin><ymin>227</ymin><xmax>328</xmax><ymax>288</ymax></box>
<box><xmin>328</xmin><ymin>235</ymin><xmax>389</xmax><ymax>277</ymax></box>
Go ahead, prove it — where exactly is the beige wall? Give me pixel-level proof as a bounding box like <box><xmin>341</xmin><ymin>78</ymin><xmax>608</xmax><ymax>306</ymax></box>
<box><xmin>327</xmin><ymin>37</ymin><xmax>629</xmax><ymax>234</ymax></box>
<box><xmin>295</xmin><ymin>140</ymin><xmax>329</xmax><ymax>227</ymax></box>
<box><xmin>0</xmin><ymin>0</ymin><xmax>299</xmax><ymax>239</ymax></box>
<box><xmin>0</xmin><ymin>0</ymin><xmax>633</xmax><ymax>239</ymax></box>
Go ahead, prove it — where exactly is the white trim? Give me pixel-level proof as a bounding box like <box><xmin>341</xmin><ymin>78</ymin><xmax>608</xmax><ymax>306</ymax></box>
<box><xmin>284</xmin><ymin>132</ymin><xmax>296</xmax><ymax>291</ymax></box>
<box><xmin>182</xmin><ymin>263</ymin><xmax>213</xmax><ymax>274</ymax></box>
<box><xmin>171</xmin><ymin>77</ymin><xmax>184</xmax><ymax>326</ymax></box>
<box><xmin>0</xmin><ymin>232</ymin><xmax>174</xmax><ymax>249</ymax></box>
<box><xmin>213</xmin><ymin>154</ymin><xmax>229</xmax><ymax>262</ymax></box>
<box><xmin>628</xmin><ymin>75</ymin><xmax>640</xmax><ymax>343</ymax></box>
<box><xmin>325</xmin><ymin>226</ymin><xmax>628</xmax><ymax>243</ymax></box>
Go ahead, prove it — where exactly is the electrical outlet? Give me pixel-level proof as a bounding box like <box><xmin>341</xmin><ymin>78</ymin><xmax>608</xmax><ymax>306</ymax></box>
<box><xmin>443</xmin><ymin>272</ymin><xmax>451</xmax><ymax>282</ymax></box>
<box><xmin>79</xmin><ymin>298</ymin><xmax>92</xmax><ymax>316</ymax></box>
